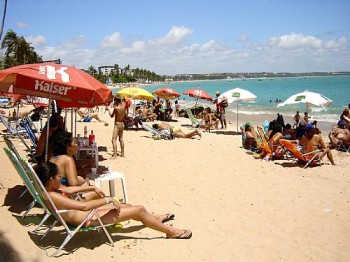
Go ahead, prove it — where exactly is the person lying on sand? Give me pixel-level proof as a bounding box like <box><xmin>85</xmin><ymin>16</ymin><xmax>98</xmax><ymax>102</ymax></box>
<box><xmin>153</xmin><ymin>122</ymin><xmax>201</xmax><ymax>139</ymax></box>
<box><xmin>76</xmin><ymin>109</ymin><xmax>104</xmax><ymax>122</ymax></box>
<box><xmin>35</xmin><ymin>162</ymin><xmax>192</xmax><ymax>239</ymax></box>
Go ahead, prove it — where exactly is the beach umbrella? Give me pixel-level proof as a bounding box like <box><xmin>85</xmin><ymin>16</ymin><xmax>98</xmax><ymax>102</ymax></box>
<box><xmin>183</xmin><ymin>88</ymin><xmax>212</xmax><ymax>106</ymax></box>
<box><xmin>116</xmin><ymin>86</ymin><xmax>154</xmax><ymax>101</ymax></box>
<box><xmin>0</xmin><ymin>62</ymin><xmax>114</xmax><ymax>108</ymax></box>
<box><xmin>117</xmin><ymin>86</ymin><xmax>154</xmax><ymax>113</ymax></box>
<box><xmin>277</xmin><ymin>90</ymin><xmax>333</xmax><ymax>112</ymax></box>
<box><xmin>219</xmin><ymin>87</ymin><xmax>257</xmax><ymax>132</ymax></box>
<box><xmin>0</xmin><ymin>62</ymin><xmax>113</xmax><ymax>160</ymax></box>
<box><xmin>152</xmin><ymin>87</ymin><xmax>180</xmax><ymax>100</ymax></box>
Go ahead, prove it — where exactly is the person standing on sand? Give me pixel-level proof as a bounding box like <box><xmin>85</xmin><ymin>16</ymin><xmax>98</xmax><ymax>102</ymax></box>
<box><xmin>108</xmin><ymin>97</ymin><xmax>126</xmax><ymax>158</ymax></box>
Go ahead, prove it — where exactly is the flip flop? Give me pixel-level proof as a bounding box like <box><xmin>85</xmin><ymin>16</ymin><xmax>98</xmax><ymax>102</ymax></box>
<box><xmin>162</xmin><ymin>213</ymin><xmax>175</xmax><ymax>223</ymax></box>
<box><xmin>168</xmin><ymin>230</ymin><xmax>192</xmax><ymax>239</ymax></box>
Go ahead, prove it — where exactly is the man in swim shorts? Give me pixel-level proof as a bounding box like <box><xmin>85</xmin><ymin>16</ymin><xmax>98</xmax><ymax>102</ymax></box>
<box><xmin>109</xmin><ymin>97</ymin><xmax>127</xmax><ymax>158</ymax></box>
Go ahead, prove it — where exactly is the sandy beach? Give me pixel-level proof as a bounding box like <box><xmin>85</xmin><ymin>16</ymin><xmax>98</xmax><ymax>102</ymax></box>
<box><xmin>0</xmin><ymin>104</ymin><xmax>349</xmax><ymax>261</ymax></box>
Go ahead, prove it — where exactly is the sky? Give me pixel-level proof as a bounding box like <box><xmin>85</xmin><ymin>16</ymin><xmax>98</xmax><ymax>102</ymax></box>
<box><xmin>1</xmin><ymin>0</ymin><xmax>350</xmax><ymax>75</ymax></box>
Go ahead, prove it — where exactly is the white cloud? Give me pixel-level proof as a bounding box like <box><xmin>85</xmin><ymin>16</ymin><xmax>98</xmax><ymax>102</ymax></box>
<box><xmin>100</xmin><ymin>32</ymin><xmax>122</xmax><ymax>48</ymax></box>
<box><xmin>33</xmin><ymin>28</ymin><xmax>350</xmax><ymax>74</ymax></box>
<box><xmin>148</xmin><ymin>26</ymin><xmax>193</xmax><ymax>46</ymax></box>
<box><xmin>120</xmin><ymin>41</ymin><xmax>146</xmax><ymax>54</ymax></box>
<box><xmin>26</xmin><ymin>35</ymin><xmax>47</xmax><ymax>47</ymax></box>
<box><xmin>237</xmin><ymin>34</ymin><xmax>249</xmax><ymax>42</ymax></box>
<box><xmin>62</xmin><ymin>35</ymin><xmax>86</xmax><ymax>49</ymax></box>
<box><xmin>16</xmin><ymin>22</ymin><xmax>29</xmax><ymax>28</ymax></box>
<box><xmin>267</xmin><ymin>33</ymin><xmax>347</xmax><ymax>50</ymax></box>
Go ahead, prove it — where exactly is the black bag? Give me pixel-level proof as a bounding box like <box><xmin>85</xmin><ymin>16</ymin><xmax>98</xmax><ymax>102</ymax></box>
<box><xmin>30</xmin><ymin>112</ymin><xmax>40</xmax><ymax>122</ymax></box>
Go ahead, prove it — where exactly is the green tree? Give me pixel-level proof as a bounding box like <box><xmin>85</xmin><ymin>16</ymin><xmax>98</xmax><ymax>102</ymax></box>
<box><xmin>1</xmin><ymin>29</ymin><xmax>42</xmax><ymax>68</ymax></box>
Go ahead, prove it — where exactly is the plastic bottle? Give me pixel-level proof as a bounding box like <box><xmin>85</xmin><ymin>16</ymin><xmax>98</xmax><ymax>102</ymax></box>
<box><xmin>89</xmin><ymin>130</ymin><xmax>95</xmax><ymax>145</ymax></box>
<box><xmin>84</xmin><ymin>126</ymin><xmax>88</xmax><ymax>138</ymax></box>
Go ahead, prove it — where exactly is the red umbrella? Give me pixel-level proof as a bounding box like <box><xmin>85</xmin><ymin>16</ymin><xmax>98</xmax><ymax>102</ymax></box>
<box><xmin>183</xmin><ymin>88</ymin><xmax>212</xmax><ymax>104</ymax></box>
<box><xmin>0</xmin><ymin>62</ymin><xmax>113</xmax><ymax>108</ymax></box>
<box><xmin>153</xmin><ymin>87</ymin><xmax>180</xmax><ymax>99</ymax></box>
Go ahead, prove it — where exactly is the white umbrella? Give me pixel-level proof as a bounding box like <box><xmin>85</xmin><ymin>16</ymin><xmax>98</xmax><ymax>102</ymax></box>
<box><xmin>277</xmin><ymin>90</ymin><xmax>333</xmax><ymax>112</ymax></box>
<box><xmin>219</xmin><ymin>87</ymin><xmax>257</xmax><ymax>132</ymax></box>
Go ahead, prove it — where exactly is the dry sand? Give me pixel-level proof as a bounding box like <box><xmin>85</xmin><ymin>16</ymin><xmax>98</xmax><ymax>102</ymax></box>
<box><xmin>0</xmin><ymin>105</ymin><xmax>349</xmax><ymax>261</ymax></box>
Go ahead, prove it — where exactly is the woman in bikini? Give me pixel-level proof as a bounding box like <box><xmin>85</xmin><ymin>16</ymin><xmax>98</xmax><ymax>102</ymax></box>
<box><xmin>36</xmin><ymin>162</ymin><xmax>192</xmax><ymax>239</ymax></box>
<box><xmin>49</xmin><ymin>130</ymin><xmax>88</xmax><ymax>187</ymax></box>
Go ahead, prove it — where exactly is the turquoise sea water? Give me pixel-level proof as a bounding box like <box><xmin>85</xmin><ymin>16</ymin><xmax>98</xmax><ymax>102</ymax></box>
<box><xmin>142</xmin><ymin>75</ymin><xmax>350</xmax><ymax>123</ymax></box>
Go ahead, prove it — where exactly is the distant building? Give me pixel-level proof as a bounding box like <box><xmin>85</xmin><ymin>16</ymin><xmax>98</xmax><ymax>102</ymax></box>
<box><xmin>98</xmin><ymin>65</ymin><xmax>116</xmax><ymax>75</ymax></box>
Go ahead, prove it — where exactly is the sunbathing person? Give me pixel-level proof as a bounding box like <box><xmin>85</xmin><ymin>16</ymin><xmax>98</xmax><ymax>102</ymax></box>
<box><xmin>36</xmin><ymin>113</ymin><xmax>64</xmax><ymax>161</ymax></box>
<box><xmin>340</xmin><ymin>108</ymin><xmax>350</xmax><ymax>127</ymax></box>
<box><xmin>152</xmin><ymin>122</ymin><xmax>201</xmax><ymax>139</ymax></box>
<box><xmin>282</xmin><ymin>124</ymin><xmax>297</xmax><ymax>140</ymax></box>
<box><xmin>240</xmin><ymin>122</ymin><xmax>257</xmax><ymax>150</ymax></box>
<box><xmin>36</xmin><ymin>161</ymin><xmax>192</xmax><ymax>239</ymax></box>
<box><xmin>328</xmin><ymin>120</ymin><xmax>350</xmax><ymax>149</ymax></box>
<box><xmin>299</xmin><ymin>124</ymin><xmax>335</xmax><ymax>165</ymax></box>
<box><xmin>77</xmin><ymin>109</ymin><xmax>104</xmax><ymax>122</ymax></box>
<box><xmin>49</xmin><ymin>129</ymin><xmax>88</xmax><ymax>186</ymax></box>
<box><xmin>202</xmin><ymin>107</ymin><xmax>219</xmax><ymax>131</ymax></box>
<box><xmin>140</xmin><ymin>103</ymin><xmax>156</xmax><ymax>122</ymax></box>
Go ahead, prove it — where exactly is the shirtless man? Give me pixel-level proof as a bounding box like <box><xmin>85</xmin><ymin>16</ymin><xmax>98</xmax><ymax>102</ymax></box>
<box><xmin>328</xmin><ymin>120</ymin><xmax>350</xmax><ymax>148</ymax></box>
<box><xmin>153</xmin><ymin>122</ymin><xmax>201</xmax><ymax>139</ymax></box>
<box><xmin>108</xmin><ymin>97</ymin><xmax>126</xmax><ymax>158</ymax></box>
<box><xmin>299</xmin><ymin>124</ymin><xmax>335</xmax><ymax>165</ymax></box>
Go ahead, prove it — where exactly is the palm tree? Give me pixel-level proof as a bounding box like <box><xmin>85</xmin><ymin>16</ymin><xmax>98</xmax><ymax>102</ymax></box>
<box><xmin>1</xmin><ymin>30</ymin><xmax>21</xmax><ymax>66</ymax></box>
<box><xmin>1</xmin><ymin>30</ymin><xmax>42</xmax><ymax>67</ymax></box>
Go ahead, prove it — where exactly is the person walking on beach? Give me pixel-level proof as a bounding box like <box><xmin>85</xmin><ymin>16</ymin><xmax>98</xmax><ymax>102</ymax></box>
<box><xmin>293</xmin><ymin>111</ymin><xmax>300</xmax><ymax>128</ymax></box>
<box><xmin>213</xmin><ymin>91</ymin><xmax>227</xmax><ymax>129</ymax></box>
<box><xmin>108</xmin><ymin>97</ymin><xmax>126</xmax><ymax>158</ymax></box>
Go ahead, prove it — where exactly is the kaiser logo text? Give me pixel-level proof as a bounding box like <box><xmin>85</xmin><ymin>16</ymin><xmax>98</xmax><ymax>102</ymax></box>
<box><xmin>34</xmin><ymin>80</ymin><xmax>72</xmax><ymax>95</ymax></box>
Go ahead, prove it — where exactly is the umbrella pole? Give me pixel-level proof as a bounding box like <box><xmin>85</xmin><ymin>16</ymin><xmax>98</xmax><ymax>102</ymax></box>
<box><xmin>236</xmin><ymin>101</ymin><xmax>239</xmax><ymax>132</ymax></box>
<box><xmin>44</xmin><ymin>94</ymin><xmax>52</xmax><ymax>161</ymax></box>
<box><xmin>74</xmin><ymin>109</ymin><xmax>77</xmax><ymax>137</ymax></box>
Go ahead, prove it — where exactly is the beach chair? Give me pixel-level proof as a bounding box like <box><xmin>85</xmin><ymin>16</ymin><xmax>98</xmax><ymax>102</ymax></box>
<box><xmin>185</xmin><ymin>108</ymin><xmax>204</xmax><ymax>128</ymax></box>
<box><xmin>278</xmin><ymin>139</ymin><xmax>321</xmax><ymax>168</ymax></box>
<box><xmin>256</xmin><ymin>126</ymin><xmax>284</xmax><ymax>160</ymax></box>
<box><xmin>18</xmin><ymin>157</ymin><xmax>115</xmax><ymax>257</ymax></box>
<box><xmin>141</xmin><ymin>122</ymin><xmax>173</xmax><ymax>140</ymax></box>
<box><xmin>0</xmin><ymin>114</ymin><xmax>26</xmax><ymax>136</ymax></box>
<box><xmin>3</xmin><ymin>147</ymin><xmax>51</xmax><ymax>228</ymax></box>
<box><xmin>335</xmin><ymin>140</ymin><xmax>350</xmax><ymax>153</ymax></box>
<box><xmin>15</xmin><ymin>118</ymin><xmax>38</xmax><ymax>153</ymax></box>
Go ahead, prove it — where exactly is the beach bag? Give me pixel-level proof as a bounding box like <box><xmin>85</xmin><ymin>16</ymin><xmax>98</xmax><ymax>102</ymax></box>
<box><xmin>30</xmin><ymin>112</ymin><xmax>40</xmax><ymax>122</ymax></box>
<box><xmin>221</xmin><ymin>100</ymin><xmax>228</xmax><ymax>108</ymax></box>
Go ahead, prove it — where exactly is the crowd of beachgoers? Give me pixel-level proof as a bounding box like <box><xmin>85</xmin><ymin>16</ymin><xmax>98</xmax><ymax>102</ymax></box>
<box><xmin>0</xmin><ymin>94</ymin><xmax>349</xmax><ymax>261</ymax></box>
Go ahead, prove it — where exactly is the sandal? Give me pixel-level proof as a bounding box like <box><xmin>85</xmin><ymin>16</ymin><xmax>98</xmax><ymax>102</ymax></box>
<box><xmin>168</xmin><ymin>230</ymin><xmax>192</xmax><ymax>239</ymax></box>
<box><xmin>161</xmin><ymin>213</ymin><xmax>175</xmax><ymax>223</ymax></box>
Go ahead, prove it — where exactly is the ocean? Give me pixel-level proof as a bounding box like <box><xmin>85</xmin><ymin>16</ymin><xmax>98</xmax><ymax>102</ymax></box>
<box><xmin>141</xmin><ymin>75</ymin><xmax>350</xmax><ymax>124</ymax></box>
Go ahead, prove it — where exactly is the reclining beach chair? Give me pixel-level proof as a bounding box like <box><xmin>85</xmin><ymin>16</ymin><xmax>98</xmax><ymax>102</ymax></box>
<box><xmin>3</xmin><ymin>147</ymin><xmax>51</xmax><ymax>228</ymax></box>
<box><xmin>185</xmin><ymin>108</ymin><xmax>204</xmax><ymax>128</ymax></box>
<box><xmin>256</xmin><ymin>126</ymin><xmax>285</xmax><ymax>160</ymax></box>
<box><xmin>335</xmin><ymin>140</ymin><xmax>350</xmax><ymax>153</ymax></box>
<box><xmin>278</xmin><ymin>139</ymin><xmax>321</xmax><ymax>168</ymax></box>
<box><xmin>0</xmin><ymin>114</ymin><xmax>26</xmax><ymax>137</ymax></box>
<box><xmin>141</xmin><ymin>123</ymin><xmax>173</xmax><ymax>140</ymax></box>
<box><xmin>17</xmin><ymin>157</ymin><xmax>115</xmax><ymax>257</ymax></box>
